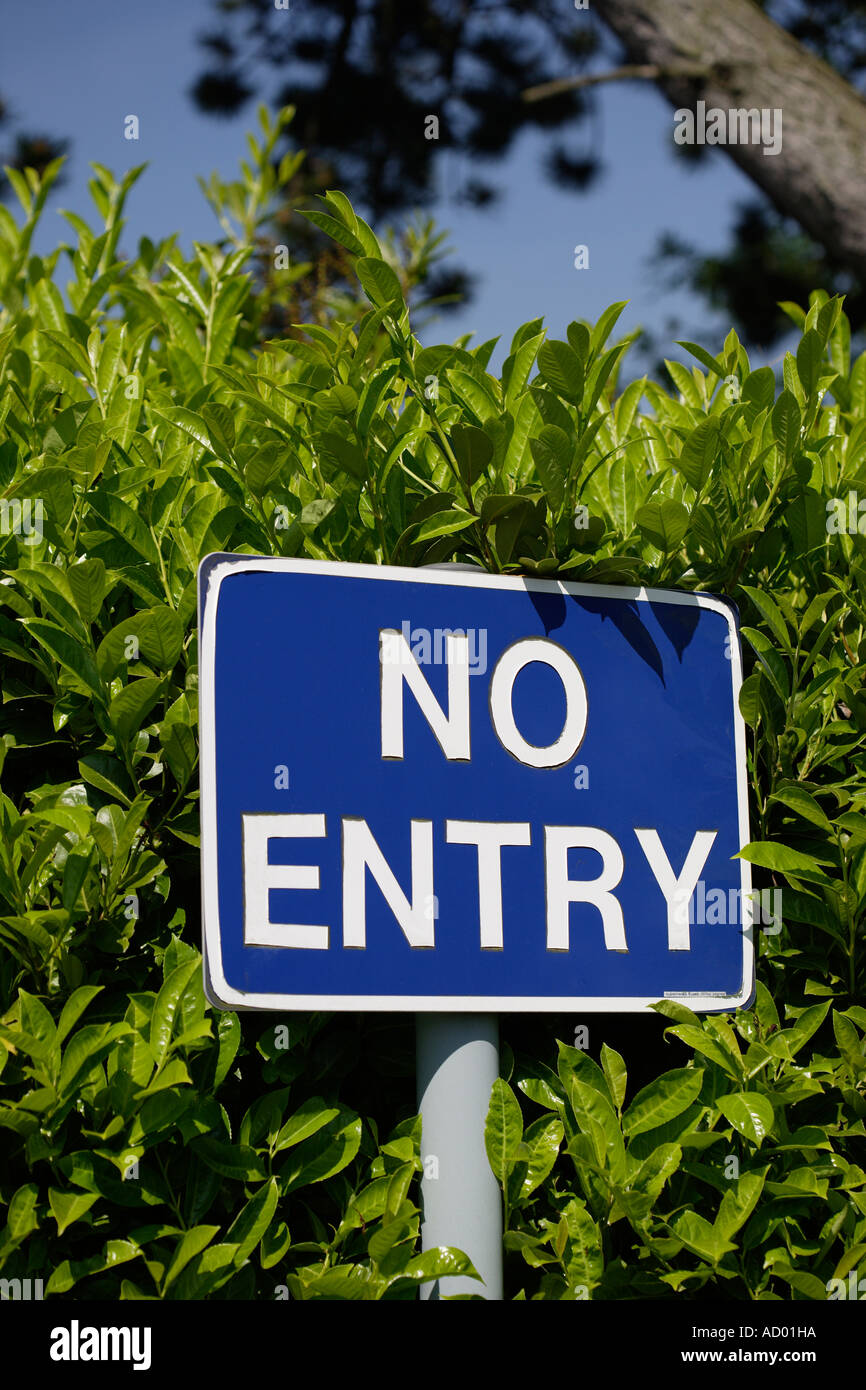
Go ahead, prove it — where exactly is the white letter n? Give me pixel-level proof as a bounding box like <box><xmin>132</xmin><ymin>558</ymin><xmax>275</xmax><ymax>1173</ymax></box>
<box><xmin>343</xmin><ymin>818</ymin><xmax>435</xmax><ymax>948</ymax></box>
<box><xmin>380</xmin><ymin>629</ymin><xmax>470</xmax><ymax>760</ymax></box>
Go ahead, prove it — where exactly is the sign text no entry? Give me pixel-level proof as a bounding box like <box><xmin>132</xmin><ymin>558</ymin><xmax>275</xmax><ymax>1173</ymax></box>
<box><xmin>199</xmin><ymin>556</ymin><xmax>753</xmax><ymax>1012</ymax></box>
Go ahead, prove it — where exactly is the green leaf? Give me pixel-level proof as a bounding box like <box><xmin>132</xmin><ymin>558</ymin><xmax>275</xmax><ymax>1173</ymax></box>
<box><xmin>245</xmin><ymin>444</ymin><xmax>285</xmax><ymax>498</ymax></box>
<box><xmin>715</xmin><ymin>1092</ymin><xmax>774</xmax><ymax>1145</ymax></box>
<box><xmin>138</xmin><ymin>606</ymin><xmax>184</xmax><ymax>669</ymax></box>
<box><xmin>163</xmin><ymin>1225</ymin><xmax>220</xmax><ymax>1290</ymax></box>
<box><xmin>521</xmin><ymin>1116</ymin><xmax>564</xmax><ymax>1198</ymax></box>
<box><xmin>31</xmin><ymin>277</ymin><xmax>67</xmax><ymax>332</ymax></box>
<box><xmin>537</xmin><ymin>339</ymin><xmax>584</xmax><ymax>401</ymax></box>
<box><xmin>109</xmin><ymin>676</ymin><xmax>163</xmax><ymax>745</ymax></box>
<box><xmin>485</xmin><ymin>1077</ymin><xmax>523</xmax><ymax>1190</ymax></box>
<box><xmin>150</xmin><ymin>958</ymin><xmax>199</xmax><ymax>1067</ymax></box>
<box><xmin>736</xmin><ymin>840</ymin><xmax>833</xmax><ymax>877</ymax></box>
<box><xmin>280</xmin><ymin>1109</ymin><xmax>363</xmax><ymax>1193</ymax></box>
<box><xmin>833</xmin><ymin>1011</ymin><xmax>866</xmax><ymax>1076</ymax></box>
<box><xmin>273</xmin><ymin>1096</ymin><xmax>340</xmax><ymax>1152</ymax></box>
<box><xmin>529</xmin><ymin>424</ymin><xmax>571</xmax><ymax>512</ymax></box>
<box><xmin>201</xmin><ymin>402</ymin><xmax>236</xmax><ymax>455</ymax></box>
<box><xmin>560</xmin><ymin>1196</ymin><xmax>604</xmax><ymax>1290</ymax></box>
<box><xmin>768</xmin><ymin>784</ymin><xmax>832</xmax><ymax>832</ymax></box>
<box><xmin>355</xmin><ymin>256</ymin><xmax>405</xmax><ymax>312</ymax></box>
<box><xmin>87</xmin><ymin>491</ymin><xmax>160</xmax><ymax>565</ymax></box>
<box><xmin>260</xmin><ymin>1221</ymin><xmax>291</xmax><ymax>1269</ymax></box>
<box><xmin>783</xmin><ymin>1002</ymin><xmax>831</xmax><ymax>1055</ymax></box>
<box><xmin>300</xmin><ymin>207</ymin><xmax>367</xmax><ymax>257</ymax></box>
<box><xmin>677</xmin><ymin>418</ymin><xmax>719</xmax><ymax>491</ymax></box>
<box><xmin>49</xmin><ymin>1188</ymin><xmax>99</xmax><ymax>1236</ymax></box>
<box><xmin>796</xmin><ymin>329</ymin><xmax>823</xmax><ymax>399</ymax></box>
<box><xmin>151</xmin><ymin>407</ymin><xmax>212</xmax><ymax>450</ymax></box>
<box><xmin>676</xmin><ymin>340</ymin><xmax>725</xmax><ymax>379</ymax></box>
<box><xmin>162</xmin><ymin>721</ymin><xmax>197</xmax><ymax>789</ymax></box>
<box><xmin>568</xmin><ymin>1078</ymin><xmax>626</xmax><ymax>1179</ymax></box>
<box><xmin>400</xmin><ymin>1246</ymin><xmax>482</xmax><ymax>1286</ymax></box>
<box><xmin>741</xmin><ymin>626</ymin><xmax>789</xmax><ymax>699</ymax></box>
<box><xmin>673</xmin><ymin>1210</ymin><xmax>736</xmax><ymax>1264</ymax></box>
<box><xmin>557</xmin><ymin>1042</ymin><xmax>614</xmax><ymax>1106</ymax></box>
<box><xmin>59</xmin><ymin>1022</ymin><xmax>131</xmax><ymax>1096</ymax></box>
<box><xmin>192</xmin><ymin>1138</ymin><xmax>268</xmax><ymax>1182</ymax></box>
<box><xmin>740</xmin><ymin>584</ymin><xmax>791</xmax><ymax>652</ymax></box>
<box><xmin>589</xmin><ymin>301</ymin><xmax>628</xmax><ymax>358</ymax></box>
<box><xmin>78</xmin><ymin>752</ymin><xmax>133</xmax><ymax>805</ymax></box>
<box><xmin>635</xmin><ymin>498</ymin><xmax>689</xmax><ymax>552</ymax></box>
<box><xmin>771</xmin><ymin>390</ymin><xmax>801</xmax><ymax>461</ymax></box>
<box><xmin>213</xmin><ymin>1013</ymin><xmax>240</xmax><ymax>1088</ymax></box>
<box><xmin>316</xmin><ymin>431</ymin><xmax>366</xmax><ymax>482</ymax></box>
<box><xmin>56</xmin><ymin>986</ymin><xmax>103</xmax><ymax>1045</ymax></box>
<box><xmin>450</xmin><ymin>423</ymin><xmax>493</xmax><ymax>486</ymax></box>
<box><xmin>741</xmin><ymin>365</ymin><xmax>775</xmax><ymax>418</ymax></box>
<box><xmin>356</xmin><ymin>361</ymin><xmax>399</xmax><ymax>436</ymax></box>
<box><xmin>738</xmin><ymin>671</ymin><xmax>763</xmax><ymax>728</ymax></box>
<box><xmin>715</xmin><ymin>1169</ymin><xmax>767</xmax><ymax>1245</ymax></box>
<box><xmin>18</xmin><ymin>988</ymin><xmax>57</xmax><ymax>1052</ymax></box>
<box><xmin>66</xmin><ymin>558</ymin><xmax>106</xmax><ymax>624</ymax></box>
<box><xmin>7</xmin><ymin>1183</ymin><xmax>39</xmax><ymax>1242</ymax></box>
<box><xmin>414</xmin><ymin>506</ymin><xmax>475</xmax><ymax>542</ymax></box>
<box><xmin>46</xmin><ymin>1239</ymin><xmax>142</xmax><ymax>1296</ymax></box>
<box><xmin>666</xmin><ymin>1025</ymin><xmax>741</xmax><ymax>1078</ymax></box>
<box><xmin>225</xmin><ymin>1177</ymin><xmax>279</xmax><ymax>1262</ymax></box>
<box><xmin>622</xmin><ymin>1067</ymin><xmax>704</xmax><ymax>1138</ymax></box>
<box><xmin>600</xmin><ymin>1043</ymin><xmax>627</xmax><ymax>1111</ymax></box>
<box><xmin>25</xmin><ymin>620</ymin><xmax>105</xmax><ymax>701</ymax></box>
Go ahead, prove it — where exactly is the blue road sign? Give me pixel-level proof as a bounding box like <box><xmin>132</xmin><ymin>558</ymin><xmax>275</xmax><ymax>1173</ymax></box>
<box><xmin>199</xmin><ymin>556</ymin><xmax>754</xmax><ymax>1012</ymax></box>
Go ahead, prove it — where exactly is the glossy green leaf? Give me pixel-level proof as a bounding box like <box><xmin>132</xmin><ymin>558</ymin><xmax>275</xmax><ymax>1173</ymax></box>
<box><xmin>485</xmin><ymin>1077</ymin><xmax>523</xmax><ymax>1190</ymax></box>
<box><xmin>49</xmin><ymin>1187</ymin><xmax>99</xmax><ymax>1235</ymax></box>
<box><xmin>677</xmin><ymin>417</ymin><xmax>719</xmax><ymax>491</ymax></box>
<box><xmin>274</xmin><ymin>1096</ymin><xmax>340</xmax><ymax>1152</ymax></box>
<box><xmin>537</xmin><ymin>339</ymin><xmax>584</xmax><ymax>401</ymax></box>
<box><xmin>109</xmin><ymin>676</ymin><xmax>163</xmax><ymax>744</ymax></box>
<box><xmin>716</xmin><ymin>1091</ymin><xmax>775</xmax><ymax>1145</ymax></box>
<box><xmin>623</xmin><ymin>1067</ymin><xmax>704</xmax><ymax>1137</ymax></box>
<box><xmin>66</xmin><ymin>558</ymin><xmax>107</xmax><ymax>624</ymax></box>
<box><xmin>150</xmin><ymin>958</ymin><xmax>199</xmax><ymax>1067</ymax></box>
<box><xmin>635</xmin><ymin>498</ymin><xmax>689</xmax><ymax>551</ymax></box>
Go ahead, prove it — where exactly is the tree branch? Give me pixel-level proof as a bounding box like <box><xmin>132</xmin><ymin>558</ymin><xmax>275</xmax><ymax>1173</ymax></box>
<box><xmin>522</xmin><ymin>62</ymin><xmax>709</xmax><ymax>103</ymax></box>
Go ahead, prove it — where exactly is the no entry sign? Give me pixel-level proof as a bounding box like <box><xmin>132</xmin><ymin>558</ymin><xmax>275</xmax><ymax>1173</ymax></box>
<box><xmin>198</xmin><ymin>556</ymin><xmax>753</xmax><ymax>1012</ymax></box>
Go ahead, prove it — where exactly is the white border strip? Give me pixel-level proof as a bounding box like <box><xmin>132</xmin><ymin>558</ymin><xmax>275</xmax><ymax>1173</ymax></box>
<box><xmin>199</xmin><ymin>556</ymin><xmax>753</xmax><ymax>1013</ymax></box>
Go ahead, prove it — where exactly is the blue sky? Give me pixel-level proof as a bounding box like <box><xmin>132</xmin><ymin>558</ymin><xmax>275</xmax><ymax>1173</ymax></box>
<box><xmin>2</xmin><ymin>0</ymin><xmax>785</xmax><ymax>373</ymax></box>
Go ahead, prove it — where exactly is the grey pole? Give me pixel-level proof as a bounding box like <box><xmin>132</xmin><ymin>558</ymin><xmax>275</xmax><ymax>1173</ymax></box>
<box><xmin>416</xmin><ymin>1014</ymin><xmax>503</xmax><ymax>1299</ymax></box>
<box><xmin>415</xmin><ymin>562</ymin><xmax>503</xmax><ymax>1302</ymax></box>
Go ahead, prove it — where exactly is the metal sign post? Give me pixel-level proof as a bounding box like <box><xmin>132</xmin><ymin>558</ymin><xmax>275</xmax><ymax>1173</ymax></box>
<box><xmin>415</xmin><ymin>563</ymin><xmax>502</xmax><ymax>1302</ymax></box>
<box><xmin>416</xmin><ymin>1014</ymin><xmax>501</xmax><ymax>1299</ymax></box>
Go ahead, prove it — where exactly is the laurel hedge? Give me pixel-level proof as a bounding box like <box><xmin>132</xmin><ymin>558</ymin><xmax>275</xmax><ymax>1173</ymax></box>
<box><xmin>0</xmin><ymin>109</ymin><xmax>863</xmax><ymax>1300</ymax></box>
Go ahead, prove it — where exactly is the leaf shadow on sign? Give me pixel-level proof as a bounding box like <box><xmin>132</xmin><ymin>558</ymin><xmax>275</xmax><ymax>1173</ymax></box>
<box><xmin>526</xmin><ymin>590</ymin><xmax>567</xmax><ymax>636</ymax></box>
<box><xmin>568</xmin><ymin>594</ymin><xmax>666</xmax><ymax>687</ymax></box>
<box><xmin>649</xmin><ymin>598</ymin><xmax>701</xmax><ymax>664</ymax></box>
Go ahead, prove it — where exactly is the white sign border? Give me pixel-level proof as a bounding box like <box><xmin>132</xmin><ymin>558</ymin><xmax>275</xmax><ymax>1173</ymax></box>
<box><xmin>199</xmin><ymin>555</ymin><xmax>754</xmax><ymax>1014</ymax></box>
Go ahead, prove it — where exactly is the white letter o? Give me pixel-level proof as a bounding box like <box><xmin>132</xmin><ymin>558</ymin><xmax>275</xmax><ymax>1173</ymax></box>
<box><xmin>489</xmin><ymin>638</ymin><xmax>587</xmax><ymax>768</ymax></box>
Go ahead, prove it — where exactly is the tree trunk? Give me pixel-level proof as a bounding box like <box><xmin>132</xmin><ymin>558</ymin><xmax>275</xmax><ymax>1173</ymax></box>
<box><xmin>594</xmin><ymin>0</ymin><xmax>866</xmax><ymax>279</ymax></box>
